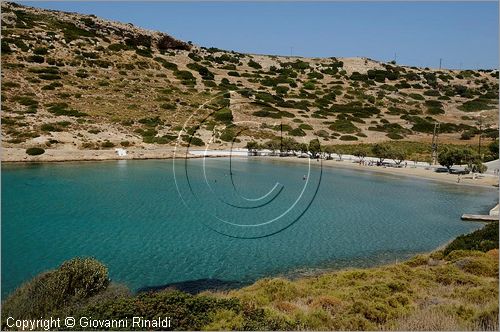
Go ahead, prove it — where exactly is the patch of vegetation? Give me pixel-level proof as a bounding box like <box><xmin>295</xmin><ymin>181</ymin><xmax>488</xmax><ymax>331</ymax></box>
<box><xmin>138</xmin><ymin>116</ymin><xmax>163</xmax><ymax>127</ymax></box>
<box><xmin>458</xmin><ymin>98</ymin><xmax>496</xmax><ymax>112</ymax></box>
<box><xmin>444</xmin><ymin>222</ymin><xmax>498</xmax><ymax>256</ymax></box>
<box><xmin>187</xmin><ymin>63</ymin><xmax>215</xmax><ymax>80</ymax></box>
<box><xmin>248</xmin><ymin>59</ymin><xmax>262</xmax><ymax>69</ymax></box>
<box><xmin>213</xmin><ymin>107</ymin><xmax>233</xmax><ymax>124</ymax></box>
<box><xmin>339</xmin><ymin>135</ymin><xmax>358</xmax><ymax>141</ymax></box>
<box><xmin>47</xmin><ymin>103</ymin><xmax>87</xmax><ymax>117</ymax></box>
<box><xmin>288</xmin><ymin>128</ymin><xmax>306</xmax><ymax>137</ymax></box>
<box><xmin>174</xmin><ymin>70</ymin><xmax>196</xmax><ymax>85</ymax></box>
<box><xmin>157</xmin><ymin>34</ymin><xmax>191</xmax><ymax>51</ymax></box>
<box><xmin>329</xmin><ymin>119</ymin><xmax>359</xmax><ymax>134</ymax></box>
<box><xmin>101</xmin><ymin>141</ymin><xmax>115</xmax><ymax>148</ymax></box>
<box><xmin>25</xmin><ymin>147</ymin><xmax>45</xmax><ymax>156</ymax></box>
<box><xmin>408</xmin><ymin>93</ymin><xmax>425</xmax><ymax>100</ymax></box>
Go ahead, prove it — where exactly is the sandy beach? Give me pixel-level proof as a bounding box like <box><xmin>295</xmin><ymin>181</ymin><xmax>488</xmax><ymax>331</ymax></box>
<box><xmin>2</xmin><ymin>147</ymin><xmax>498</xmax><ymax>188</ymax></box>
<box><xmin>264</xmin><ymin>156</ymin><xmax>499</xmax><ymax>189</ymax></box>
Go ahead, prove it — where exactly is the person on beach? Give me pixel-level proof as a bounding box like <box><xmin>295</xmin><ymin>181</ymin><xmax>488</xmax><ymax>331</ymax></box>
<box><xmin>457</xmin><ymin>174</ymin><xmax>461</xmax><ymax>183</ymax></box>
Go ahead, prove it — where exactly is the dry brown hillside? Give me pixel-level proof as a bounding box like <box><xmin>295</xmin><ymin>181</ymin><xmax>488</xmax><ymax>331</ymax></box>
<box><xmin>1</xmin><ymin>2</ymin><xmax>499</xmax><ymax>156</ymax></box>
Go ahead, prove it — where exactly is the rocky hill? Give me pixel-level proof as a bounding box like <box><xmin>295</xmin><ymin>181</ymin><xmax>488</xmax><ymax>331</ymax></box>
<box><xmin>1</xmin><ymin>2</ymin><xmax>499</xmax><ymax>158</ymax></box>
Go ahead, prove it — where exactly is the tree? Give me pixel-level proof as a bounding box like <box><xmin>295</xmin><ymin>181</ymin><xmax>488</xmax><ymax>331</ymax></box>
<box><xmin>298</xmin><ymin>143</ymin><xmax>308</xmax><ymax>154</ymax></box>
<box><xmin>353</xmin><ymin>147</ymin><xmax>368</xmax><ymax>162</ymax></box>
<box><xmin>246</xmin><ymin>141</ymin><xmax>259</xmax><ymax>156</ymax></box>
<box><xmin>282</xmin><ymin>137</ymin><xmax>298</xmax><ymax>155</ymax></box>
<box><xmin>308</xmin><ymin>139</ymin><xmax>321</xmax><ymax>158</ymax></box>
<box><xmin>461</xmin><ymin>148</ymin><xmax>477</xmax><ymax>171</ymax></box>
<box><xmin>438</xmin><ymin>147</ymin><xmax>462</xmax><ymax>172</ymax></box>
<box><xmin>489</xmin><ymin>140</ymin><xmax>499</xmax><ymax>160</ymax></box>
<box><xmin>473</xmin><ymin>160</ymin><xmax>488</xmax><ymax>173</ymax></box>
<box><xmin>372</xmin><ymin>143</ymin><xmax>391</xmax><ymax>163</ymax></box>
<box><xmin>389</xmin><ymin>146</ymin><xmax>407</xmax><ymax>165</ymax></box>
<box><xmin>263</xmin><ymin>140</ymin><xmax>280</xmax><ymax>155</ymax></box>
<box><xmin>323</xmin><ymin>145</ymin><xmax>335</xmax><ymax>160</ymax></box>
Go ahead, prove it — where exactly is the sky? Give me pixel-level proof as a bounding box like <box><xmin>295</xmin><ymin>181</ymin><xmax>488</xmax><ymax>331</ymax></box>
<box><xmin>19</xmin><ymin>1</ymin><xmax>499</xmax><ymax>69</ymax></box>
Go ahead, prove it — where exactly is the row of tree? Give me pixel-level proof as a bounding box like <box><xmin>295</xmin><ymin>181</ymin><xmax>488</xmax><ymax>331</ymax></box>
<box><xmin>437</xmin><ymin>147</ymin><xmax>487</xmax><ymax>173</ymax></box>
<box><xmin>246</xmin><ymin>139</ymin><xmax>491</xmax><ymax>173</ymax></box>
<box><xmin>246</xmin><ymin>139</ymin><xmax>407</xmax><ymax>163</ymax></box>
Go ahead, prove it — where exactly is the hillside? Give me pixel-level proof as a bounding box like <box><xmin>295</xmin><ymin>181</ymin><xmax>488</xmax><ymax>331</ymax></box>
<box><xmin>1</xmin><ymin>2</ymin><xmax>499</xmax><ymax>159</ymax></box>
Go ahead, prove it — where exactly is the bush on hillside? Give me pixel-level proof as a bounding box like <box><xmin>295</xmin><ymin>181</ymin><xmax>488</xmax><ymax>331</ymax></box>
<box><xmin>443</xmin><ymin>222</ymin><xmax>499</xmax><ymax>256</ymax></box>
<box><xmin>2</xmin><ymin>258</ymin><xmax>108</xmax><ymax>320</ymax></box>
<box><xmin>25</xmin><ymin>147</ymin><xmax>45</xmax><ymax>156</ymax></box>
<box><xmin>157</xmin><ymin>34</ymin><xmax>191</xmax><ymax>51</ymax></box>
<box><xmin>248</xmin><ymin>59</ymin><xmax>262</xmax><ymax>69</ymax></box>
<box><xmin>213</xmin><ymin>108</ymin><xmax>233</xmax><ymax>124</ymax></box>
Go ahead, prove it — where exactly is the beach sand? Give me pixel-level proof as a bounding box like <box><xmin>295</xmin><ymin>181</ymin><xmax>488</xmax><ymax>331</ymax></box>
<box><xmin>263</xmin><ymin>156</ymin><xmax>499</xmax><ymax>189</ymax></box>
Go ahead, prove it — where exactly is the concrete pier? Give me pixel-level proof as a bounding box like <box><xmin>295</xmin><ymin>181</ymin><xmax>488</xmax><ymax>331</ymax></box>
<box><xmin>461</xmin><ymin>214</ymin><xmax>499</xmax><ymax>222</ymax></box>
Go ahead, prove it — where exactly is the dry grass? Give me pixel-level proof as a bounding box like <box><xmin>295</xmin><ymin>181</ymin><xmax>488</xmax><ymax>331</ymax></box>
<box><xmin>211</xmin><ymin>249</ymin><xmax>499</xmax><ymax>330</ymax></box>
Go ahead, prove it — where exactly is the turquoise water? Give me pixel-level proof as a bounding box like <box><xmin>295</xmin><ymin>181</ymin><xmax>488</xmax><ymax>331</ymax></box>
<box><xmin>1</xmin><ymin>158</ymin><xmax>496</xmax><ymax>297</ymax></box>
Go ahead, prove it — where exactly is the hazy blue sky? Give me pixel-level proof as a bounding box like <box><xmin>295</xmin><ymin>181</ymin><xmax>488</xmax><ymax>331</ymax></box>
<box><xmin>20</xmin><ymin>1</ymin><xmax>499</xmax><ymax>69</ymax></box>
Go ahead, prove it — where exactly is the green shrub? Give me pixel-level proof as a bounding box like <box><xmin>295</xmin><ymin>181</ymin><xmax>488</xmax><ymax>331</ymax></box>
<box><xmin>387</xmin><ymin>132</ymin><xmax>404</xmax><ymax>140</ymax></box>
<box><xmin>42</xmin><ymin>82</ymin><xmax>63</xmax><ymax>90</ymax></box>
<box><xmin>39</xmin><ymin>73</ymin><xmax>61</xmax><ymax>80</ymax></box>
<box><xmin>458</xmin><ymin>98</ymin><xmax>496</xmax><ymax>112</ymax></box>
<box><xmin>13</xmin><ymin>95</ymin><xmax>38</xmax><ymax>107</ymax></box>
<box><xmin>174</xmin><ymin>70</ymin><xmax>196</xmax><ymax>85</ymax></box>
<box><xmin>160</xmin><ymin>103</ymin><xmax>176</xmax><ymax>110</ymax></box>
<box><xmin>329</xmin><ymin>119</ymin><xmax>359</xmax><ymax>133</ymax></box>
<box><xmin>288</xmin><ymin>128</ymin><xmax>306</xmax><ymax>137</ymax></box>
<box><xmin>47</xmin><ymin>103</ymin><xmax>87</xmax><ymax>117</ymax></box>
<box><xmin>213</xmin><ymin>108</ymin><xmax>233</xmax><ymax>124</ymax></box>
<box><xmin>25</xmin><ymin>147</ymin><xmax>45</xmax><ymax>156</ymax></box>
<box><xmin>220</xmin><ymin>128</ymin><xmax>236</xmax><ymax>142</ymax></box>
<box><xmin>101</xmin><ymin>141</ymin><xmax>115</xmax><ymax>148</ymax></box>
<box><xmin>108</xmin><ymin>43</ymin><xmax>128</xmax><ymax>51</ymax></box>
<box><xmin>443</xmin><ymin>222</ymin><xmax>499</xmax><ymax>256</ymax></box>
<box><xmin>299</xmin><ymin>123</ymin><xmax>313</xmax><ymax>130</ymax></box>
<box><xmin>339</xmin><ymin>135</ymin><xmax>358</xmax><ymax>141</ymax></box>
<box><xmin>138</xmin><ymin>116</ymin><xmax>163</xmax><ymax>127</ymax></box>
<box><xmin>190</xmin><ymin>137</ymin><xmax>205</xmax><ymax>146</ymax></box>
<box><xmin>424</xmin><ymin>89</ymin><xmax>441</xmax><ymax>96</ymax></box>
<box><xmin>248</xmin><ymin>59</ymin><xmax>262</xmax><ymax>69</ymax></box>
<box><xmin>303</xmin><ymin>81</ymin><xmax>315</xmax><ymax>90</ymax></box>
<box><xmin>28</xmin><ymin>66</ymin><xmax>59</xmax><ymax>75</ymax></box>
<box><xmin>27</xmin><ymin>55</ymin><xmax>45</xmax><ymax>63</ymax></box>
<box><xmin>41</xmin><ymin>123</ymin><xmax>62</xmax><ymax>132</ymax></box>
<box><xmin>408</xmin><ymin>93</ymin><xmax>425</xmax><ymax>100</ymax></box>
<box><xmin>187</xmin><ymin>63</ymin><xmax>214</xmax><ymax>80</ymax></box>
<box><xmin>157</xmin><ymin>34</ymin><xmax>190</xmax><ymax>51</ymax></box>
<box><xmin>350</xmin><ymin>72</ymin><xmax>368</xmax><ymax>81</ymax></box>
<box><xmin>1</xmin><ymin>258</ymin><xmax>108</xmax><ymax>320</ymax></box>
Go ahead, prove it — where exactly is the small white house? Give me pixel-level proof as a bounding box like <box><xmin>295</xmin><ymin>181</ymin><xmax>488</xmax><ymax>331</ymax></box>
<box><xmin>115</xmin><ymin>148</ymin><xmax>127</xmax><ymax>157</ymax></box>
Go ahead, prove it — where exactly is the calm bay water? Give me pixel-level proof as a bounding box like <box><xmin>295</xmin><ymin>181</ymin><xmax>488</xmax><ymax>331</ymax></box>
<box><xmin>1</xmin><ymin>158</ymin><xmax>496</xmax><ymax>297</ymax></box>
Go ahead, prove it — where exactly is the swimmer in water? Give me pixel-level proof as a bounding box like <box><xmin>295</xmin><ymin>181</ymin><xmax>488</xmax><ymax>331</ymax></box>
<box><xmin>303</xmin><ymin>175</ymin><xmax>307</xmax><ymax>180</ymax></box>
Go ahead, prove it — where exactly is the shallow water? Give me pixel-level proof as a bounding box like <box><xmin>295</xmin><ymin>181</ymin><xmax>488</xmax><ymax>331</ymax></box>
<box><xmin>1</xmin><ymin>158</ymin><xmax>496</xmax><ymax>296</ymax></box>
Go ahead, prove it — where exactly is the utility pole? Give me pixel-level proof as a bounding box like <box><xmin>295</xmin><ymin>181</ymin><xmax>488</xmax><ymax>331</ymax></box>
<box><xmin>290</xmin><ymin>47</ymin><xmax>293</xmax><ymax>57</ymax></box>
<box><xmin>477</xmin><ymin>115</ymin><xmax>483</xmax><ymax>158</ymax></box>
<box><xmin>280</xmin><ymin>122</ymin><xmax>283</xmax><ymax>155</ymax></box>
<box><xmin>393</xmin><ymin>52</ymin><xmax>397</xmax><ymax>64</ymax></box>
<box><xmin>431</xmin><ymin>122</ymin><xmax>440</xmax><ymax>165</ymax></box>
<box><xmin>439</xmin><ymin>58</ymin><xmax>442</xmax><ymax>70</ymax></box>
